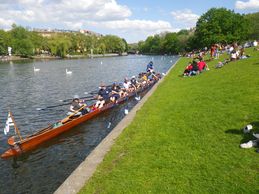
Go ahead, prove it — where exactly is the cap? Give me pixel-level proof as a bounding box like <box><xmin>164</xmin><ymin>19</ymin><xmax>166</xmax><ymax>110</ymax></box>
<box><xmin>100</xmin><ymin>83</ymin><xmax>106</xmax><ymax>87</ymax></box>
<box><xmin>73</xmin><ymin>95</ymin><xmax>79</xmax><ymax>100</ymax></box>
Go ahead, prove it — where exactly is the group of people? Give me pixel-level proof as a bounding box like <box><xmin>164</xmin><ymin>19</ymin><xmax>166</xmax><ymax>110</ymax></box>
<box><xmin>183</xmin><ymin>58</ymin><xmax>209</xmax><ymax>77</ymax></box>
<box><xmin>67</xmin><ymin>61</ymin><xmax>160</xmax><ymax>117</ymax></box>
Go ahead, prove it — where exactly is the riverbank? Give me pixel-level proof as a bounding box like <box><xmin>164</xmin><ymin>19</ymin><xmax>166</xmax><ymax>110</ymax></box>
<box><xmin>79</xmin><ymin>48</ymin><xmax>259</xmax><ymax>193</ymax></box>
<box><xmin>0</xmin><ymin>53</ymin><xmax>128</xmax><ymax>62</ymax></box>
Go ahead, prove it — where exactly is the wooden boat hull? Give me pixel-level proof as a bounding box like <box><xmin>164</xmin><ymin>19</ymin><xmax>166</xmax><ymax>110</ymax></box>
<box><xmin>1</xmin><ymin>80</ymin><xmax>157</xmax><ymax>159</ymax></box>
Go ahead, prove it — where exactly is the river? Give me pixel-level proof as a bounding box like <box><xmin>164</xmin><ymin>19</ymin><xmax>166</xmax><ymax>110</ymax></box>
<box><xmin>0</xmin><ymin>55</ymin><xmax>179</xmax><ymax>194</ymax></box>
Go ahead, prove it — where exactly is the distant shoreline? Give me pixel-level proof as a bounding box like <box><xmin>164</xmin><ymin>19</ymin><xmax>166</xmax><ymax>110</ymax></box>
<box><xmin>0</xmin><ymin>53</ymin><xmax>128</xmax><ymax>62</ymax></box>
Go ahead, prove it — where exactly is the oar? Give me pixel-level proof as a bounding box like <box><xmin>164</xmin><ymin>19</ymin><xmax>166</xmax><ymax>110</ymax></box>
<box><xmin>60</xmin><ymin>95</ymin><xmax>95</xmax><ymax>102</ymax></box>
<box><xmin>61</xmin><ymin>105</ymin><xmax>86</xmax><ymax>124</ymax></box>
<box><xmin>37</xmin><ymin>98</ymin><xmax>95</xmax><ymax>111</ymax></box>
<box><xmin>36</xmin><ymin>102</ymin><xmax>71</xmax><ymax>111</ymax></box>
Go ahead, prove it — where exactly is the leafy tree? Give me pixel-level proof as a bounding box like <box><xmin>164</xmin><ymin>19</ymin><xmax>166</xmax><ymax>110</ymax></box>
<box><xmin>245</xmin><ymin>12</ymin><xmax>259</xmax><ymax>40</ymax></box>
<box><xmin>161</xmin><ymin>33</ymin><xmax>179</xmax><ymax>54</ymax></box>
<box><xmin>194</xmin><ymin>8</ymin><xmax>250</xmax><ymax>47</ymax></box>
<box><xmin>103</xmin><ymin>35</ymin><xmax>126</xmax><ymax>54</ymax></box>
<box><xmin>10</xmin><ymin>25</ymin><xmax>34</xmax><ymax>56</ymax></box>
<box><xmin>0</xmin><ymin>30</ymin><xmax>9</xmax><ymax>55</ymax></box>
<box><xmin>47</xmin><ymin>35</ymin><xmax>71</xmax><ymax>57</ymax></box>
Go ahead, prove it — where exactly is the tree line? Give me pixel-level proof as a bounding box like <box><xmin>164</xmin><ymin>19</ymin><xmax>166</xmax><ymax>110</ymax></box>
<box><xmin>137</xmin><ymin>8</ymin><xmax>259</xmax><ymax>55</ymax></box>
<box><xmin>0</xmin><ymin>24</ymin><xmax>128</xmax><ymax>57</ymax></box>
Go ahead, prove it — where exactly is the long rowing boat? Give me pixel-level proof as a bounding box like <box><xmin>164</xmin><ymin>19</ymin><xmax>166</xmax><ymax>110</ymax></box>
<box><xmin>1</xmin><ymin>78</ymin><xmax>159</xmax><ymax>159</ymax></box>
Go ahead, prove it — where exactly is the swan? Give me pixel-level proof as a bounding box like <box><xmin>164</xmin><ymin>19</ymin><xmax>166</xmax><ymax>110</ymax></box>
<box><xmin>66</xmin><ymin>69</ymin><xmax>72</xmax><ymax>74</ymax></box>
<box><xmin>34</xmin><ymin>66</ymin><xmax>40</xmax><ymax>72</ymax></box>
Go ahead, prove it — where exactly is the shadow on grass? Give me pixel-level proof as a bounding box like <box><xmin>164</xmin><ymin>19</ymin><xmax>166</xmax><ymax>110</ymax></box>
<box><xmin>253</xmin><ymin>62</ymin><xmax>259</xmax><ymax>65</ymax></box>
<box><xmin>225</xmin><ymin>121</ymin><xmax>259</xmax><ymax>145</ymax></box>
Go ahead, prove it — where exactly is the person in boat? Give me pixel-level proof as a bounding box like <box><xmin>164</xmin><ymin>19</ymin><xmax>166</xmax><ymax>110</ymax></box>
<box><xmin>123</xmin><ymin>78</ymin><xmax>132</xmax><ymax>92</ymax></box>
<box><xmin>68</xmin><ymin>95</ymin><xmax>88</xmax><ymax>116</ymax></box>
<box><xmin>95</xmin><ymin>83</ymin><xmax>111</xmax><ymax>109</ymax></box>
<box><xmin>138</xmin><ymin>72</ymin><xmax>148</xmax><ymax>86</ymax></box>
<box><xmin>146</xmin><ymin>61</ymin><xmax>154</xmax><ymax>73</ymax></box>
<box><xmin>110</xmin><ymin>82</ymin><xmax>121</xmax><ymax>103</ymax></box>
<box><xmin>131</xmin><ymin>75</ymin><xmax>140</xmax><ymax>89</ymax></box>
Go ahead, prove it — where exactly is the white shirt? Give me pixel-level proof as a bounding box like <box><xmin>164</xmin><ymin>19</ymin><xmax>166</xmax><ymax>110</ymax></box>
<box><xmin>123</xmin><ymin>81</ymin><xmax>131</xmax><ymax>89</ymax></box>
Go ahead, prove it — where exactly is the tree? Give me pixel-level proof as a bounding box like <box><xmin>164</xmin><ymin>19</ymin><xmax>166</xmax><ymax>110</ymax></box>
<box><xmin>161</xmin><ymin>33</ymin><xmax>180</xmax><ymax>54</ymax></box>
<box><xmin>0</xmin><ymin>30</ymin><xmax>9</xmax><ymax>55</ymax></box>
<box><xmin>10</xmin><ymin>25</ymin><xmax>34</xmax><ymax>56</ymax></box>
<box><xmin>194</xmin><ymin>8</ymin><xmax>250</xmax><ymax>47</ymax></box>
<box><xmin>245</xmin><ymin>12</ymin><xmax>259</xmax><ymax>40</ymax></box>
<box><xmin>47</xmin><ymin>35</ymin><xmax>71</xmax><ymax>57</ymax></box>
<box><xmin>103</xmin><ymin>35</ymin><xmax>126</xmax><ymax>54</ymax></box>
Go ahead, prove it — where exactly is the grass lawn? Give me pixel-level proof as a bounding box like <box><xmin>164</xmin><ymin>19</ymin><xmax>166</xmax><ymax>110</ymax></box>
<box><xmin>79</xmin><ymin>48</ymin><xmax>259</xmax><ymax>194</ymax></box>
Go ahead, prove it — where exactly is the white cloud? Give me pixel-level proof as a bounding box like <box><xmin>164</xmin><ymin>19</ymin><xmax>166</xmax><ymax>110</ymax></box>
<box><xmin>0</xmin><ymin>0</ymin><xmax>132</xmax><ymax>25</ymax></box>
<box><xmin>0</xmin><ymin>18</ymin><xmax>15</xmax><ymax>29</ymax></box>
<box><xmin>171</xmin><ymin>9</ymin><xmax>199</xmax><ymax>28</ymax></box>
<box><xmin>95</xmin><ymin>0</ymin><xmax>131</xmax><ymax>20</ymax></box>
<box><xmin>98</xmin><ymin>19</ymin><xmax>173</xmax><ymax>32</ymax></box>
<box><xmin>0</xmin><ymin>0</ymin><xmax>177</xmax><ymax>42</ymax></box>
<box><xmin>235</xmin><ymin>0</ymin><xmax>259</xmax><ymax>10</ymax></box>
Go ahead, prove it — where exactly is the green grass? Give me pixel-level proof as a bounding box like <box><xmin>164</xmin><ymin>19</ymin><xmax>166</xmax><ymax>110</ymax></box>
<box><xmin>79</xmin><ymin>48</ymin><xmax>259</xmax><ymax>194</ymax></box>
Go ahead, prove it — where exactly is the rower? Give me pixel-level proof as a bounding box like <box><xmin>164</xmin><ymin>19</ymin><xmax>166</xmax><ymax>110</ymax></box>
<box><xmin>123</xmin><ymin>78</ymin><xmax>131</xmax><ymax>91</ymax></box>
<box><xmin>67</xmin><ymin>95</ymin><xmax>88</xmax><ymax>116</ymax></box>
<box><xmin>124</xmin><ymin>78</ymin><xmax>135</xmax><ymax>93</ymax></box>
<box><xmin>130</xmin><ymin>75</ymin><xmax>139</xmax><ymax>89</ymax></box>
<box><xmin>146</xmin><ymin>61</ymin><xmax>154</xmax><ymax>73</ymax></box>
<box><xmin>110</xmin><ymin>83</ymin><xmax>121</xmax><ymax>103</ymax></box>
<box><xmin>95</xmin><ymin>83</ymin><xmax>111</xmax><ymax>109</ymax></box>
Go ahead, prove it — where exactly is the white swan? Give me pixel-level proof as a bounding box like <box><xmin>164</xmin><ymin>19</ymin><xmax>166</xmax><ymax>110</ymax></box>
<box><xmin>34</xmin><ymin>66</ymin><xmax>40</xmax><ymax>72</ymax></box>
<box><xmin>66</xmin><ymin>68</ymin><xmax>72</xmax><ymax>75</ymax></box>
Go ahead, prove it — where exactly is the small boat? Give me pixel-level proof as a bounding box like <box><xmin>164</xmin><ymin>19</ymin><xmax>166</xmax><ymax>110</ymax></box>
<box><xmin>1</xmin><ymin>79</ymin><xmax>159</xmax><ymax>159</ymax></box>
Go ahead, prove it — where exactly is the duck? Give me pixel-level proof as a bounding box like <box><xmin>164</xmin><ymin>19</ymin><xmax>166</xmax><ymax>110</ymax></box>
<box><xmin>34</xmin><ymin>66</ymin><xmax>40</xmax><ymax>72</ymax></box>
<box><xmin>66</xmin><ymin>69</ymin><xmax>72</xmax><ymax>75</ymax></box>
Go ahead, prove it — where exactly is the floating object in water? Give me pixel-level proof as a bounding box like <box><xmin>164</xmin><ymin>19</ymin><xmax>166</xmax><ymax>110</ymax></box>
<box><xmin>34</xmin><ymin>66</ymin><xmax>40</xmax><ymax>72</ymax></box>
<box><xmin>66</xmin><ymin>69</ymin><xmax>72</xmax><ymax>75</ymax></box>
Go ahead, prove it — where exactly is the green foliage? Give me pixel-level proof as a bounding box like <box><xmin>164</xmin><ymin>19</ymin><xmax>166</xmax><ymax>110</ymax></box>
<box><xmin>0</xmin><ymin>30</ymin><xmax>9</xmax><ymax>55</ymax></box>
<box><xmin>245</xmin><ymin>12</ymin><xmax>259</xmax><ymax>40</ymax></box>
<box><xmin>194</xmin><ymin>8</ymin><xmax>250</xmax><ymax>47</ymax></box>
<box><xmin>138</xmin><ymin>31</ymin><xmax>193</xmax><ymax>55</ymax></box>
<box><xmin>10</xmin><ymin>26</ymin><xmax>34</xmax><ymax>57</ymax></box>
<box><xmin>137</xmin><ymin>9</ymin><xmax>255</xmax><ymax>54</ymax></box>
<box><xmin>80</xmin><ymin>48</ymin><xmax>259</xmax><ymax>193</ymax></box>
<box><xmin>103</xmin><ymin>35</ymin><xmax>126</xmax><ymax>54</ymax></box>
<box><xmin>0</xmin><ymin>25</ymin><xmax>127</xmax><ymax>58</ymax></box>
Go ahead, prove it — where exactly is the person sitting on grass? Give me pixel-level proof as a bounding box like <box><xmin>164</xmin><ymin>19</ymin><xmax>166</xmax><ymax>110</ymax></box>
<box><xmin>197</xmin><ymin>60</ymin><xmax>209</xmax><ymax>72</ymax></box>
<box><xmin>230</xmin><ymin>50</ymin><xmax>238</xmax><ymax>61</ymax></box>
<box><xmin>183</xmin><ymin>62</ymin><xmax>193</xmax><ymax>76</ymax></box>
<box><xmin>189</xmin><ymin>60</ymin><xmax>199</xmax><ymax>76</ymax></box>
<box><xmin>240</xmin><ymin>124</ymin><xmax>259</xmax><ymax>150</ymax></box>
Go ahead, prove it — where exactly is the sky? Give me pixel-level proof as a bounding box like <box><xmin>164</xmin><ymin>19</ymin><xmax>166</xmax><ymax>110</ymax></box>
<box><xmin>0</xmin><ymin>0</ymin><xmax>258</xmax><ymax>43</ymax></box>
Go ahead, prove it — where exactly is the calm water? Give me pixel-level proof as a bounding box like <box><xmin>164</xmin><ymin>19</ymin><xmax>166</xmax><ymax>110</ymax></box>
<box><xmin>0</xmin><ymin>55</ymin><xmax>178</xmax><ymax>194</ymax></box>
